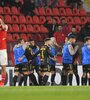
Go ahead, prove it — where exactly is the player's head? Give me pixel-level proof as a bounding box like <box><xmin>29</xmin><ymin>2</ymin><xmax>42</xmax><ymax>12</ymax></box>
<box><xmin>50</xmin><ymin>37</ymin><xmax>56</xmax><ymax>46</ymax></box>
<box><xmin>84</xmin><ymin>36</ymin><xmax>90</xmax><ymax>45</ymax></box>
<box><xmin>52</xmin><ymin>18</ymin><xmax>57</xmax><ymax>24</ymax></box>
<box><xmin>61</xmin><ymin>18</ymin><xmax>67</xmax><ymax>25</ymax></box>
<box><xmin>17</xmin><ymin>38</ymin><xmax>24</xmax><ymax>45</ymax></box>
<box><xmin>44</xmin><ymin>38</ymin><xmax>51</xmax><ymax>46</ymax></box>
<box><xmin>57</xmin><ymin>25</ymin><xmax>62</xmax><ymax>32</ymax></box>
<box><xmin>71</xmin><ymin>26</ymin><xmax>77</xmax><ymax>33</ymax></box>
<box><xmin>29</xmin><ymin>39</ymin><xmax>35</xmax><ymax>46</ymax></box>
<box><xmin>67</xmin><ymin>34</ymin><xmax>76</xmax><ymax>44</ymax></box>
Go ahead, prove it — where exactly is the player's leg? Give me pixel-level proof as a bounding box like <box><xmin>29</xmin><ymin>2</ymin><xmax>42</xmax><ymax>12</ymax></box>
<box><xmin>68</xmin><ymin>64</ymin><xmax>74</xmax><ymax>86</ymax></box>
<box><xmin>28</xmin><ymin>65</ymin><xmax>38</xmax><ymax>86</ymax></box>
<box><xmin>35</xmin><ymin>65</ymin><xmax>43</xmax><ymax>86</ymax></box>
<box><xmin>22</xmin><ymin>63</ymin><xmax>28</xmax><ymax>86</ymax></box>
<box><xmin>61</xmin><ymin>64</ymin><xmax>68</xmax><ymax>85</ymax></box>
<box><xmin>81</xmin><ymin>65</ymin><xmax>87</xmax><ymax>85</ymax></box>
<box><xmin>42</xmin><ymin>65</ymin><xmax>50</xmax><ymax>85</ymax></box>
<box><xmin>0</xmin><ymin>50</ymin><xmax>8</xmax><ymax>86</ymax></box>
<box><xmin>13</xmin><ymin>64</ymin><xmax>20</xmax><ymax>86</ymax></box>
<box><xmin>73</xmin><ymin>65</ymin><xmax>80</xmax><ymax>86</ymax></box>
<box><xmin>86</xmin><ymin>65</ymin><xmax>90</xmax><ymax>85</ymax></box>
<box><xmin>50</xmin><ymin>65</ymin><xmax>56</xmax><ymax>86</ymax></box>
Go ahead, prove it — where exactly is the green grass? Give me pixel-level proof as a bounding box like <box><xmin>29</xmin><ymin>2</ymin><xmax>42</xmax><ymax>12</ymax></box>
<box><xmin>0</xmin><ymin>86</ymin><xmax>90</xmax><ymax>100</ymax></box>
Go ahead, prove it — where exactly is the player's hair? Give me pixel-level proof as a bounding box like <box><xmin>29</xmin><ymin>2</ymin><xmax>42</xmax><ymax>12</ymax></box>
<box><xmin>28</xmin><ymin>38</ymin><xmax>34</xmax><ymax>42</ymax></box>
<box><xmin>84</xmin><ymin>36</ymin><xmax>90</xmax><ymax>42</ymax></box>
<box><xmin>17</xmin><ymin>38</ymin><xmax>24</xmax><ymax>44</ymax></box>
<box><xmin>44</xmin><ymin>38</ymin><xmax>50</xmax><ymax>43</ymax></box>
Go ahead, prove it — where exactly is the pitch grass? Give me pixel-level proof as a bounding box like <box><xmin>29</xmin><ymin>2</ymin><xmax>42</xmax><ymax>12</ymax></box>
<box><xmin>0</xmin><ymin>86</ymin><xmax>90</xmax><ymax>100</ymax></box>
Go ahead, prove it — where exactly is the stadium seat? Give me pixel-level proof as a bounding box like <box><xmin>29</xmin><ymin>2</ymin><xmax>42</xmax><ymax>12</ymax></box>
<box><xmin>52</xmin><ymin>8</ymin><xmax>60</xmax><ymax>16</ymax></box>
<box><xmin>73</xmin><ymin>8</ymin><xmax>79</xmax><ymax>16</ymax></box>
<box><xmin>80</xmin><ymin>17</ymin><xmax>87</xmax><ymax>24</ymax></box>
<box><xmin>54</xmin><ymin>16</ymin><xmax>61</xmax><ymax>24</ymax></box>
<box><xmin>67</xmin><ymin>17</ymin><xmax>74</xmax><ymax>25</ymax></box>
<box><xmin>12</xmin><ymin>15</ymin><xmax>19</xmax><ymax>23</ymax></box>
<box><xmin>7</xmin><ymin>24</ymin><xmax>13</xmax><ymax>32</ymax></box>
<box><xmin>38</xmin><ymin>7</ymin><xmax>46</xmax><ymax>15</ymax></box>
<box><xmin>58</xmin><ymin>0</ymin><xmax>66</xmax><ymax>7</ymax></box>
<box><xmin>40</xmin><ymin>25</ymin><xmax>49</xmax><ymax>33</ymax></box>
<box><xmin>79</xmin><ymin>8</ymin><xmax>87</xmax><ymax>16</ymax></box>
<box><xmin>4</xmin><ymin>7</ymin><xmax>11</xmax><ymax>14</ymax></box>
<box><xmin>12</xmin><ymin>33</ymin><xmax>20</xmax><ymax>41</ymax></box>
<box><xmin>87</xmin><ymin>17</ymin><xmax>90</xmax><ymax>22</ymax></box>
<box><xmin>11</xmin><ymin>6</ymin><xmax>19</xmax><ymax>15</ymax></box>
<box><xmin>32</xmin><ymin>16</ymin><xmax>40</xmax><ymax>24</ymax></box>
<box><xmin>59</xmin><ymin>8</ymin><xmax>66</xmax><ymax>16</ymax></box>
<box><xmin>34</xmin><ymin>8</ymin><xmax>39</xmax><ymax>15</ymax></box>
<box><xmin>73</xmin><ymin>17</ymin><xmax>81</xmax><ymax>25</ymax></box>
<box><xmin>68</xmin><ymin>25</ymin><xmax>72</xmax><ymax>32</ymax></box>
<box><xmin>26</xmin><ymin>16</ymin><xmax>33</xmax><ymax>24</ymax></box>
<box><xmin>60</xmin><ymin>17</ymin><xmax>67</xmax><ymax>23</ymax></box>
<box><xmin>76</xmin><ymin>25</ymin><xmax>81</xmax><ymax>32</ymax></box>
<box><xmin>26</xmin><ymin>25</ymin><xmax>34</xmax><ymax>32</ymax></box>
<box><xmin>7</xmin><ymin>34</ymin><xmax>14</xmax><ymax>42</ymax></box>
<box><xmin>4</xmin><ymin>15</ymin><xmax>12</xmax><ymax>23</ymax></box>
<box><xmin>19</xmin><ymin>15</ymin><xmax>26</xmax><ymax>24</ymax></box>
<box><xmin>33</xmin><ymin>25</ymin><xmax>41</xmax><ymax>33</ymax></box>
<box><xmin>35</xmin><ymin>34</ymin><xmax>42</xmax><ymax>41</ymax></box>
<box><xmin>0</xmin><ymin>15</ymin><xmax>4</xmax><ymax>21</ymax></box>
<box><xmin>20</xmin><ymin>24</ymin><xmax>27</xmax><ymax>32</ymax></box>
<box><xmin>66</xmin><ymin>8</ymin><xmax>73</xmax><ymax>16</ymax></box>
<box><xmin>0</xmin><ymin>7</ymin><xmax>3</xmax><ymax>14</ymax></box>
<box><xmin>20</xmin><ymin>33</ymin><xmax>27</xmax><ymax>41</ymax></box>
<box><xmin>27</xmin><ymin>34</ymin><xmax>33</xmax><ymax>40</ymax></box>
<box><xmin>39</xmin><ymin>16</ymin><xmax>46</xmax><ymax>24</ymax></box>
<box><xmin>45</xmin><ymin>8</ymin><xmax>53</xmax><ymax>16</ymax></box>
<box><xmin>12</xmin><ymin>24</ymin><xmax>19</xmax><ymax>32</ymax></box>
<box><xmin>46</xmin><ymin>16</ymin><xmax>53</xmax><ymax>24</ymax></box>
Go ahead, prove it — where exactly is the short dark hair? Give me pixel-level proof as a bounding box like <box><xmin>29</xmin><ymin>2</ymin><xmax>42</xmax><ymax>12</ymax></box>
<box><xmin>17</xmin><ymin>38</ymin><xmax>23</xmax><ymax>44</ymax></box>
<box><xmin>29</xmin><ymin>38</ymin><xmax>34</xmax><ymax>42</ymax></box>
<box><xmin>67</xmin><ymin>34</ymin><xmax>76</xmax><ymax>39</ymax></box>
<box><xmin>84</xmin><ymin>36</ymin><xmax>90</xmax><ymax>42</ymax></box>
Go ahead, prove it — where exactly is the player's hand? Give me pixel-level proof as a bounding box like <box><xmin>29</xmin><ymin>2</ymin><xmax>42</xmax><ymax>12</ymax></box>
<box><xmin>18</xmin><ymin>57</ymin><xmax>23</xmax><ymax>62</ymax></box>
<box><xmin>75</xmin><ymin>45</ymin><xmax>79</xmax><ymax>50</ymax></box>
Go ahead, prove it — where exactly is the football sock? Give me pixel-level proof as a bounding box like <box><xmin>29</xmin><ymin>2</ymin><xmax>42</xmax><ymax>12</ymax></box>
<box><xmin>38</xmin><ymin>74</ymin><xmax>43</xmax><ymax>85</ymax></box>
<box><xmin>51</xmin><ymin>73</ymin><xmax>55</xmax><ymax>85</ymax></box>
<box><xmin>1</xmin><ymin>74</ymin><xmax>6</xmax><ymax>83</ymax></box>
<box><xmin>13</xmin><ymin>75</ymin><xmax>18</xmax><ymax>86</ymax></box>
<box><xmin>42</xmin><ymin>75</ymin><xmax>49</xmax><ymax>85</ymax></box>
<box><xmin>68</xmin><ymin>74</ymin><xmax>73</xmax><ymax>86</ymax></box>
<box><xmin>19</xmin><ymin>76</ymin><xmax>24</xmax><ymax>86</ymax></box>
<box><xmin>81</xmin><ymin>77</ymin><xmax>87</xmax><ymax>85</ymax></box>
<box><xmin>75</xmin><ymin>74</ymin><xmax>80</xmax><ymax>86</ymax></box>
<box><xmin>61</xmin><ymin>74</ymin><xmax>67</xmax><ymax>85</ymax></box>
<box><xmin>88</xmin><ymin>78</ymin><xmax>90</xmax><ymax>85</ymax></box>
<box><xmin>29</xmin><ymin>73</ymin><xmax>38</xmax><ymax>85</ymax></box>
<box><xmin>23</xmin><ymin>75</ymin><xmax>28</xmax><ymax>86</ymax></box>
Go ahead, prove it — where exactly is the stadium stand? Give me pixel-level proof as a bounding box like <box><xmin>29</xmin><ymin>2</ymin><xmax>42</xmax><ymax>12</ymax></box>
<box><xmin>0</xmin><ymin>0</ymin><xmax>89</xmax><ymax>65</ymax></box>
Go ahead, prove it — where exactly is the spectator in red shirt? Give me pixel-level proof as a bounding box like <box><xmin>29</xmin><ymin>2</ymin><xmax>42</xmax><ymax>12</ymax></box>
<box><xmin>61</xmin><ymin>18</ymin><xmax>70</xmax><ymax>36</ymax></box>
<box><xmin>54</xmin><ymin>25</ymin><xmax>65</xmax><ymax>43</ymax></box>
